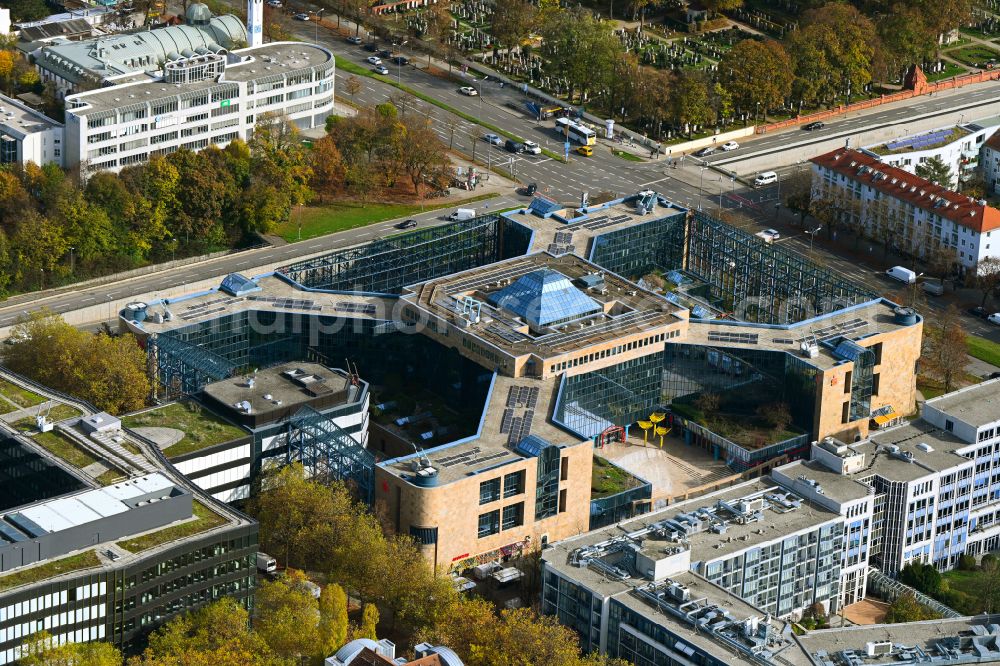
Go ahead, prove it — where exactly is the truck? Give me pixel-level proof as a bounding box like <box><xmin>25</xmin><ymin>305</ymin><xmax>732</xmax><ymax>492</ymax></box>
<box><xmin>256</xmin><ymin>552</ymin><xmax>277</xmax><ymax>573</ymax></box>
<box><xmin>447</xmin><ymin>208</ymin><xmax>476</xmax><ymax>221</ymax></box>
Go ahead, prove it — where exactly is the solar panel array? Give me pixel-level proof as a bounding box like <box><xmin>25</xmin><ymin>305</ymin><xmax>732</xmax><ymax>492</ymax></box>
<box><xmin>554</xmin><ymin>231</ymin><xmax>574</xmax><ymax>244</ymax></box>
<box><xmin>885</xmin><ymin>128</ymin><xmax>953</xmax><ymax>152</ymax></box>
<box><xmin>248</xmin><ymin>295</ymin><xmax>321</xmax><ymax>311</ymax></box>
<box><xmin>336</xmin><ymin>302</ymin><xmax>378</xmax><ymax>316</ymax></box>
<box><xmin>706</xmin><ymin>331</ymin><xmax>759</xmax><ymax>344</ymax></box>
<box><xmin>811</xmin><ymin>317</ymin><xmax>868</xmax><ymax>340</ymax></box>
<box><xmin>507</xmin><ymin>412</ymin><xmax>534</xmax><ymax>445</ymax></box>
<box><xmin>438</xmin><ymin>446</ymin><xmax>482</xmax><ymax>468</ymax></box>
<box><xmin>547</xmin><ymin>243</ymin><xmax>576</xmax><ymax>255</ymax></box>
<box><xmin>773</xmin><ymin>338</ymin><xmax>795</xmax><ymax>345</ymax></box>
<box><xmin>502</xmin><ymin>385</ymin><xmax>539</xmax><ymax>445</ymax></box>
<box><xmin>180</xmin><ymin>306</ymin><xmax>227</xmax><ymax>321</ymax></box>
<box><xmin>486</xmin><ymin>322</ymin><xmax>527</xmax><ymax>344</ymax></box>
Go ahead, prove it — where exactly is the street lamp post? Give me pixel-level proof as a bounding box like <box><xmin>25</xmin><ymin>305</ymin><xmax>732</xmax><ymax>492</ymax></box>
<box><xmin>311</xmin><ymin>9</ymin><xmax>323</xmax><ymax>41</ymax></box>
<box><xmin>396</xmin><ymin>40</ymin><xmax>409</xmax><ymax>86</ymax></box>
<box><xmin>806</xmin><ymin>225</ymin><xmax>822</xmax><ymax>256</ymax></box>
<box><xmin>718</xmin><ymin>176</ymin><xmax>723</xmax><ymax>210</ymax></box>
<box><xmin>698</xmin><ymin>166</ymin><xmax>707</xmax><ymax>210</ymax></box>
<box><xmin>69</xmin><ymin>246</ymin><xmax>75</xmax><ymax>276</ymax></box>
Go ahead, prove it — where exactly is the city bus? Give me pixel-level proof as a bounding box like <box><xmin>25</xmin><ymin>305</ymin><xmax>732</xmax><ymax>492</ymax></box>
<box><xmin>555</xmin><ymin>117</ymin><xmax>597</xmax><ymax>146</ymax></box>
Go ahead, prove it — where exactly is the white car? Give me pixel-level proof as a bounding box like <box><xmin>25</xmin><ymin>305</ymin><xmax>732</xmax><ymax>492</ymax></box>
<box><xmin>459</xmin><ymin>86</ymin><xmax>478</xmax><ymax>96</ymax></box>
<box><xmin>989</xmin><ymin>313</ymin><xmax>1000</xmax><ymax>326</ymax></box>
<box><xmin>721</xmin><ymin>140</ymin><xmax>739</xmax><ymax>151</ymax></box>
<box><xmin>762</xmin><ymin>228</ymin><xmax>780</xmax><ymax>240</ymax></box>
<box><xmin>484</xmin><ymin>133</ymin><xmax>502</xmax><ymax>145</ymax></box>
<box><xmin>293</xmin><ymin>12</ymin><xmax>310</xmax><ymax>20</ymax></box>
<box><xmin>266</xmin><ymin>0</ymin><xmax>281</xmax><ymax>6</ymax></box>
<box><xmin>372</xmin><ymin>65</ymin><xmax>389</xmax><ymax>75</ymax></box>
<box><xmin>366</xmin><ymin>56</ymin><xmax>382</xmax><ymax>65</ymax></box>
<box><xmin>522</xmin><ymin>140</ymin><xmax>541</xmax><ymax>155</ymax></box>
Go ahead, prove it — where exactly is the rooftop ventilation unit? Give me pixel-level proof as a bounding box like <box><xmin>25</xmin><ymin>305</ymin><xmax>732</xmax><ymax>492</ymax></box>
<box><xmin>916</xmin><ymin>442</ymin><xmax>935</xmax><ymax>453</ymax></box>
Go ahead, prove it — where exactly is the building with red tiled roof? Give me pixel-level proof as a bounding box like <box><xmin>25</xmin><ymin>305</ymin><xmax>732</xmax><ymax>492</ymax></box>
<box><xmin>809</xmin><ymin>148</ymin><xmax>1000</xmax><ymax>272</ymax></box>
<box><xmin>326</xmin><ymin>639</ymin><xmax>463</xmax><ymax>666</ymax></box>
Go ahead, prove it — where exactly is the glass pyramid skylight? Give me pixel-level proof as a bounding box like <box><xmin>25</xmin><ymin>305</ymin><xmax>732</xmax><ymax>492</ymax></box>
<box><xmin>488</xmin><ymin>269</ymin><xmax>602</xmax><ymax>328</ymax></box>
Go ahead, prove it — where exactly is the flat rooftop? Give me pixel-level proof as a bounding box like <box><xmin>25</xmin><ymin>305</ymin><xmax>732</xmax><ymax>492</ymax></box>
<box><xmin>202</xmin><ymin>362</ymin><xmax>355</xmax><ymax>422</ymax></box>
<box><xmin>787</xmin><ymin>615</ymin><xmax>1000</xmax><ymax>665</ymax></box>
<box><xmin>502</xmin><ymin>192</ymin><xmax>686</xmax><ymax>257</ymax></box>
<box><xmin>0</xmin><ymin>94</ymin><xmax>61</xmax><ymax>137</ymax></box>
<box><xmin>774</xmin><ymin>459</ymin><xmax>873</xmax><ymax>503</ymax></box>
<box><xmin>403</xmin><ymin>252</ymin><xmax>686</xmax><ymax>358</ymax></box>
<box><xmin>683</xmin><ymin>299</ymin><xmax>917</xmax><ymax>371</ymax></box>
<box><xmin>67</xmin><ymin>41</ymin><xmax>333</xmax><ymax>116</ymax></box>
<box><xmin>545</xmin><ymin>478</ymin><xmax>840</xmax><ymax>582</ymax></box>
<box><xmin>379</xmin><ymin>373</ymin><xmax>588</xmax><ymax>484</ymax></box>
<box><xmin>858</xmin><ymin>420</ymin><xmax>974</xmax><ymax>480</ymax></box>
<box><xmin>924</xmin><ymin>378</ymin><xmax>1000</xmax><ymax>428</ymax></box>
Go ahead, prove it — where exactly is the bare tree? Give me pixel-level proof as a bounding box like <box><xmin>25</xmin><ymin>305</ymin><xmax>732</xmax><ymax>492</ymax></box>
<box><xmin>975</xmin><ymin>257</ymin><xmax>1000</xmax><ymax>308</ymax></box>
<box><xmin>924</xmin><ymin>305</ymin><xmax>968</xmax><ymax>394</ymax></box>
<box><xmin>344</xmin><ymin>75</ymin><xmax>362</xmax><ymax>103</ymax></box>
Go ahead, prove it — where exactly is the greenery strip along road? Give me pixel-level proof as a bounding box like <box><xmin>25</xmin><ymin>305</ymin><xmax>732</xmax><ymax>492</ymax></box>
<box><xmin>274</xmin><ymin>193</ymin><xmax>499</xmax><ymax>242</ymax></box>
<box><xmin>337</xmin><ymin>59</ymin><xmax>563</xmax><ymax>161</ymax></box>
<box><xmin>967</xmin><ymin>334</ymin><xmax>1000</xmax><ymax>368</ymax></box>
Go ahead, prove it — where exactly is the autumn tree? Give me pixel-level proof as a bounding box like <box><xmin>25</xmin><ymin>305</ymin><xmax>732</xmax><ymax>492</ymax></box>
<box><xmin>21</xmin><ymin>632</ymin><xmax>124</xmax><ymax>666</ymax></box>
<box><xmin>915</xmin><ymin>156</ymin><xmax>955</xmax><ymax>188</ymax></box>
<box><xmin>357</xmin><ymin>604</ymin><xmax>379</xmax><ymax>640</ymax></box>
<box><xmin>491</xmin><ymin>0</ymin><xmax>535</xmax><ymax>63</ymax></box>
<box><xmin>884</xmin><ymin>592</ymin><xmax>939</xmax><ymax>623</ymax></box>
<box><xmin>718</xmin><ymin>40</ymin><xmax>792</xmax><ymax>120</ymax></box>
<box><xmin>399</xmin><ymin>114</ymin><xmax>449</xmax><ymax>194</ymax></box>
<box><xmin>670</xmin><ymin>71</ymin><xmax>712</xmax><ymax>137</ymax></box>
<box><xmin>130</xmin><ymin>598</ymin><xmax>286</xmax><ymax>666</ymax></box>
<box><xmin>2</xmin><ymin>311</ymin><xmax>150</xmax><ymax>414</ymax></box>
<box><xmin>310</xmin><ymin>136</ymin><xmax>346</xmax><ymax>201</ymax></box>
<box><xmin>344</xmin><ymin>74</ymin><xmax>362</xmax><ymax>102</ymax></box>
<box><xmin>319</xmin><ymin>584</ymin><xmax>350</xmax><ymax>657</ymax></box>
<box><xmin>254</xmin><ymin>569</ymin><xmax>322</xmax><ymax>662</ymax></box>
<box><xmin>923</xmin><ymin>305</ymin><xmax>967</xmax><ymax>395</ymax></box>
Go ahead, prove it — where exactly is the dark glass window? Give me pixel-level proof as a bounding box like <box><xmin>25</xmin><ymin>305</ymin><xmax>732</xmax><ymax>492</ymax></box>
<box><xmin>479</xmin><ymin>478</ymin><xmax>501</xmax><ymax>504</ymax></box>
<box><xmin>478</xmin><ymin>510</ymin><xmax>500</xmax><ymax>538</ymax></box>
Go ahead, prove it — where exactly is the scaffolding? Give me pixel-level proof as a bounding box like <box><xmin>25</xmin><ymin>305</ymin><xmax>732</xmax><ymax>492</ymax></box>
<box><xmin>278</xmin><ymin>214</ymin><xmax>508</xmax><ymax>294</ymax></box>
<box><xmin>284</xmin><ymin>406</ymin><xmax>375</xmax><ymax>504</ymax></box>
<box><xmin>685</xmin><ymin>211</ymin><xmax>874</xmax><ymax>324</ymax></box>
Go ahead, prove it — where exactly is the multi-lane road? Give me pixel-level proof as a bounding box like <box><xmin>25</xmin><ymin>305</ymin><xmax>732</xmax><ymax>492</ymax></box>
<box><xmin>3</xmin><ymin>5</ymin><xmax>1000</xmax><ymax>342</ymax></box>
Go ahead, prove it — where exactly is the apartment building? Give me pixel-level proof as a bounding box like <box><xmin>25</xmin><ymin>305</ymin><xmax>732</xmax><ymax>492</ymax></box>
<box><xmin>864</xmin><ymin>121</ymin><xmax>998</xmax><ymax>188</ymax></box>
<box><xmin>810</xmin><ymin>148</ymin><xmax>1000</xmax><ymax>271</ymax></box>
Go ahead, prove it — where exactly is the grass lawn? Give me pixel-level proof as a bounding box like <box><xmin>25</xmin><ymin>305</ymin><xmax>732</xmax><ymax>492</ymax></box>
<box><xmin>967</xmin><ymin>335</ymin><xmax>1000</xmax><ymax>368</ymax></box>
<box><xmin>0</xmin><ymin>550</ymin><xmax>101</xmax><ymax>593</ymax></box>
<box><xmin>116</xmin><ymin>501</ymin><xmax>227</xmax><ymax>553</ymax></box>
<box><xmin>926</xmin><ymin>62</ymin><xmax>969</xmax><ymax>82</ymax></box>
<box><xmin>917</xmin><ymin>377</ymin><xmax>947</xmax><ymax>400</ymax></box>
<box><xmin>30</xmin><ymin>430</ymin><xmax>99</xmax><ymax>469</ymax></box>
<box><xmin>0</xmin><ymin>379</ymin><xmax>47</xmax><ymax>409</ymax></box>
<box><xmin>592</xmin><ymin>455</ymin><xmax>643</xmax><ymax>498</ymax></box>
<box><xmin>961</xmin><ymin>26</ymin><xmax>1000</xmax><ymax>40</ymax></box>
<box><xmin>612</xmin><ymin>149</ymin><xmax>644</xmax><ymax>162</ymax></box>
<box><xmin>273</xmin><ymin>193</ymin><xmax>498</xmax><ymax>242</ymax></box>
<box><xmin>123</xmin><ymin>401</ymin><xmax>247</xmax><ymax>458</ymax></box>
<box><xmin>945</xmin><ymin>44</ymin><xmax>1000</xmax><ymax>68</ymax></box>
<box><xmin>96</xmin><ymin>468</ymin><xmax>126</xmax><ymax>485</ymax></box>
<box><xmin>941</xmin><ymin>569</ymin><xmax>985</xmax><ymax>614</ymax></box>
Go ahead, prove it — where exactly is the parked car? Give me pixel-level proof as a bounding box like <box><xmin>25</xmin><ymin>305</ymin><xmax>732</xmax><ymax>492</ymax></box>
<box><xmin>694</xmin><ymin>146</ymin><xmax>715</xmax><ymax>157</ymax></box>
<box><xmin>969</xmin><ymin>306</ymin><xmax>990</xmax><ymax>319</ymax></box>
<box><xmin>293</xmin><ymin>12</ymin><xmax>310</xmax><ymax>20</ymax></box>
<box><xmin>576</xmin><ymin>145</ymin><xmax>593</xmax><ymax>156</ymax></box>
<box><xmin>347</xmin><ymin>35</ymin><xmax>363</xmax><ymax>44</ymax></box>
<box><xmin>459</xmin><ymin>86</ymin><xmax>478</xmax><ymax>96</ymax></box>
<box><xmin>803</xmin><ymin>121</ymin><xmax>825</xmax><ymax>131</ymax></box>
<box><xmin>363</xmin><ymin>43</ymin><xmax>378</xmax><ymax>52</ymax></box>
<box><xmin>483</xmin><ymin>133</ymin><xmax>502</xmax><ymax>145</ymax></box>
<box><xmin>372</xmin><ymin>65</ymin><xmax>389</xmax><ymax>75</ymax></box>
<box><xmin>396</xmin><ymin>219</ymin><xmax>418</xmax><ymax>229</ymax></box>
<box><xmin>378</xmin><ymin>48</ymin><xmax>392</xmax><ymax>58</ymax></box>
<box><xmin>989</xmin><ymin>313</ymin><xmax>1000</xmax><ymax>326</ymax></box>
<box><xmin>522</xmin><ymin>140</ymin><xmax>541</xmax><ymax>155</ymax></box>
<box><xmin>721</xmin><ymin>140</ymin><xmax>739</xmax><ymax>151</ymax></box>
<box><xmin>504</xmin><ymin>139</ymin><xmax>524</xmax><ymax>153</ymax></box>
<box><xmin>754</xmin><ymin>171</ymin><xmax>778</xmax><ymax>187</ymax></box>
<box><xmin>922</xmin><ymin>281</ymin><xmax>945</xmax><ymax>296</ymax></box>
<box><xmin>366</xmin><ymin>56</ymin><xmax>382</xmax><ymax>65</ymax></box>
<box><xmin>391</xmin><ymin>55</ymin><xmax>409</xmax><ymax>65</ymax></box>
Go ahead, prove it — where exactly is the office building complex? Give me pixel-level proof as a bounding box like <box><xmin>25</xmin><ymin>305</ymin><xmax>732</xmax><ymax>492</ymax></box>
<box><xmin>8</xmin><ymin>2</ymin><xmax>334</xmax><ymax>174</ymax></box>
<box><xmin>0</xmin><ymin>393</ymin><xmax>255</xmax><ymax>662</ymax></box>
<box><xmin>810</xmin><ymin>148</ymin><xmax>1000</xmax><ymax>271</ymax></box>
<box><xmin>120</xmin><ymin>191</ymin><xmax>921</xmax><ymax>569</ymax></box>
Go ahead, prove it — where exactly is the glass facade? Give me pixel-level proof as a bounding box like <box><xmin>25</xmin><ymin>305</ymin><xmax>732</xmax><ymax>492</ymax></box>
<box><xmin>534</xmin><ymin>445</ymin><xmax>561</xmax><ymax>520</ymax></box>
<box><xmin>279</xmin><ymin>213</ymin><xmax>531</xmax><ymax>294</ymax></box>
<box><xmin>606</xmin><ymin>599</ymin><xmax>731</xmax><ymax>666</ymax></box>
<box><xmin>0</xmin><ymin>437</ymin><xmax>87</xmax><ymax>512</ymax></box>
<box><xmin>590</xmin><ymin>482</ymin><xmax>653</xmax><ymax>530</ymax></box>
<box><xmin>542</xmin><ymin>569</ymin><xmax>602</xmax><ymax>653</ymax></box>
<box><xmin>685</xmin><ymin>212</ymin><xmax>873</xmax><ymax>324</ymax></box>
<box><xmin>847</xmin><ymin>346</ymin><xmax>876</xmax><ymax>422</ymax></box>
<box><xmin>488</xmin><ymin>269</ymin><xmax>602</xmax><ymax>328</ymax></box>
<box><xmin>588</xmin><ymin>211</ymin><xmax>687</xmax><ymax>280</ymax></box>
<box><xmin>555</xmin><ymin>353</ymin><xmax>664</xmax><ymax>439</ymax></box>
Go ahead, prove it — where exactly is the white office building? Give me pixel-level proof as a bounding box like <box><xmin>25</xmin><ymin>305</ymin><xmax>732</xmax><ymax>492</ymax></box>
<box><xmin>810</xmin><ymin>148</ymin><xmax>1000</xmax><ymax>272</ymax></box>
<box><xmin>0</xmin><ymin>93</ymin><xmax>64</xmax><ymax>167</ymax></box>
<box><xmin>63</xmin><ymin>40</ymin><xmax>334</xmax><ymax>173</ymax></box>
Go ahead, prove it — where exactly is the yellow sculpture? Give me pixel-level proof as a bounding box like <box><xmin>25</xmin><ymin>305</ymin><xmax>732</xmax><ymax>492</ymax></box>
<box><xmin>655</xmin><ymin>425</ymin><xmax>670</xmax><ymax>448</ymax></box>
<box><xmin>638</xmin><ymin>420</ymin><xmax>653</xmax><ymax>442</ymax></box>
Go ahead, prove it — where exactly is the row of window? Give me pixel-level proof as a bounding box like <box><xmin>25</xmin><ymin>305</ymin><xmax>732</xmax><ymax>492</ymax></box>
<box><xmin>479</xmin><ymin>470</ymin><xmax>525</xmax><ymax>504</ymax></box>
<box><xmin>551</xmin><ymin>332</ymin><xmax>675</xmax><ymax>374</ymax></box>
<box><xmin>477</xmin><ymin>502</ymin><xmax>524</xmax><ymax>538</ymax></box>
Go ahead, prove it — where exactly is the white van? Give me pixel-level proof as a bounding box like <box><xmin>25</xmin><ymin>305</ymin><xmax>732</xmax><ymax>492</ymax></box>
<box><xmin>256</xmin><ymin>552</ymin><xmax>277</xmax><ymax>573</ymax></box>
<box><xmin>447</xmin><ymin>208</ymin><xmax>476</xmax><ymax>221</ymax></box>
<box><xmin>886</xmin><ymin>266</ymin><xmax>917</xmax><ymax>284</ymax></box>
<box><xmin>754</xmin><ymin>172</ymin><xmax>777</xmax><ymax>187</ymax></box>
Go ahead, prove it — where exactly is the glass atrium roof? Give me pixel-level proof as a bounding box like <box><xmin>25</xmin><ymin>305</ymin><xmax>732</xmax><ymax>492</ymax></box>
<box><xmin>488</xmin><ymin>269</ymin><xmax>602</xmax><ymax>327</ymax></box>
